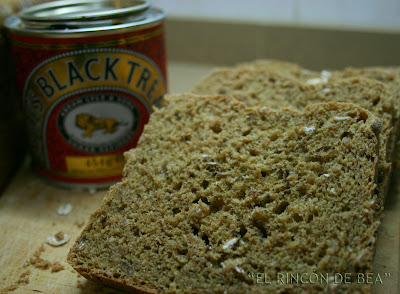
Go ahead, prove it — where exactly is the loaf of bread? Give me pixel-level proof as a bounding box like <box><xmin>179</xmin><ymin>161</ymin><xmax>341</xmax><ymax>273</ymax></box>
<box><xmin>233</xmin><ymin>59</ymin><xmax>400</xmax><ymax>171</ymax></box>
<box><xmin>191</xmin><ymin>69</ymin><xmax>395</xmax><ymax>209</ymax></box>
<box><xmin>234</xmin><ymin>60</ymin><xmax>400</xmax><ymax>104</ymax></box>
<box><xmin>235</xmin><ymin>59</ymin><xmax>305</xmax><ymax>78</ymax></box>
<box><xmin>236</xmin><ymin>59</ymin><xmax>400</xmax><ymax>111</ymax></box>
<box><xmin>68</xmin><ymin>94</ymin><xmax>382</xmax><ymax>293</ymax></box>
<box><xmin>303</xmin><ymin>67</ymin><xmax>400</xmax><ymax>106</ymax></box>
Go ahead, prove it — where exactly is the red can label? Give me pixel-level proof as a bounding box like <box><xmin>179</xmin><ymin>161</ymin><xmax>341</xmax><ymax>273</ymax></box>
<box><xmin>8</xmin><ymin>23</ymin><xmax>166</xmax><ymax>186</ymax></box>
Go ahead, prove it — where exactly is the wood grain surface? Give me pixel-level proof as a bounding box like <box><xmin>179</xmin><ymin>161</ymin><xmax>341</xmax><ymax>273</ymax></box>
<box><xmin>0</xmin><ymin>62</ymin><xmax>398</xmax><ymax>294</ymax></box>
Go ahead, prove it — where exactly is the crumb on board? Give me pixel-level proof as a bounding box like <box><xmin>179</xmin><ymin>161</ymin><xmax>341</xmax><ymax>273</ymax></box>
<box><xmin>57</xmin><ymin>203</ymin><xmax>73</xmax><ymax>215</ymax></box>
<box><xmin>26</xmin><ymin>244</ymin><xmax>66</xmax><ymax>273</ymax></box>
<box><xmin>0</xmin><ymin>284</ymin><xmax>19</xmax><ymax>293</ymax></box>
<box><xmin>34</xmin><ymin>244</ymin><xmax>45</xmax><ymax>257</ymax></box>
<box><xmin>29</xmin><ymin>255</ymin><xmax>51</xmax><ymax>270</ymax></box>
<box><xmin>51</xmin><ymin>262</ymin><xmax>65</xmax><ymax>273</ymax></box>
<box><xmin>0</xmin><ymin>270</ymin><xmax>31</xmax><ymax>293</ymax></box>
<box><xmin>22</xmin><ymin>260</ymin><xmax>30</xmax><ymax>268</ymax></box>
<box><xmin>18</xmin><ymin>270</ymin><xmax>31</xmax><ymax>282</ymax></box>
<box><xmin>46</xmin><ymin>231</ymin><xmax>70</xmax><ymax>247</ymax></box>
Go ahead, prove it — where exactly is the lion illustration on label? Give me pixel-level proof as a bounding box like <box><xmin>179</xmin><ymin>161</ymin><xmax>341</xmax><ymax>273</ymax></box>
<box><xmin>76</xmin><ymin>113</ymin><xmax>120</xmax><ymax>137</ymax></box>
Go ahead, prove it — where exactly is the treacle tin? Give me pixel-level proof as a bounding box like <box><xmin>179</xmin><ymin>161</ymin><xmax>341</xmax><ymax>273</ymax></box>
<box><xmin>4</xmin><ymin>0</ymin><xmax>167</xmax><ymax>189</ymax></box>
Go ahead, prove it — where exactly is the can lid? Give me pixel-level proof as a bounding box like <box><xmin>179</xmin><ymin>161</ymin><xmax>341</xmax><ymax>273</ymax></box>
<box><xmin>19</xmin><ymin>0</ymin><xmax>150</xmax><ymax>23</ymax></box>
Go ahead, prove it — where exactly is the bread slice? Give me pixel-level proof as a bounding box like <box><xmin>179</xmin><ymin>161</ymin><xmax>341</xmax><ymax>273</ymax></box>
<box><xmin>235</xmin><ymin>59</ymin><xmax>305</xmax><ymax>78</ymax></box>
<box><xmin>233</xmin><ymin>59</ymin><xmax>400</xmax><ymax>168</ymax></box>
<box><xmin>191</xmin><ymin>68</ymin><xmax>395</xmax><ymax>208</ymax></box>
<box><xmin>234</xmin><ymin>60</ymin><xmax>400</xmax><ymax>107</ymax></box>
<box><xmin>281</xmin><ymin>64</ymin><xmax>400</xmax><ymax>171</ymax></box>
<box><xmin>68</xmin><ymin>94</ymin><xmax>382</xmax><ymax>294</ymax></box>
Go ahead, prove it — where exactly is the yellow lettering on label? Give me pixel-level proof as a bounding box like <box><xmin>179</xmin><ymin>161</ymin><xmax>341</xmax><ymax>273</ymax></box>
<box><xmin>65</xmin><ymin>153</ymin><xmax>125</xmax><ymax>178</ymax></box>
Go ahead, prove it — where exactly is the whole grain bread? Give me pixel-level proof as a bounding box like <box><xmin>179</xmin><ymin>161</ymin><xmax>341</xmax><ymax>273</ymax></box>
<box><xmin>242</xmin><ymin>61</ymin><xmax>400</xmax><ymax>171</ymax></box>
<box><xmin>334</xmin><ymin>67</ymin><xmax>400</xmax><ymax>167</ymax></box>
<box><xmin>191</xmin><ymin>68</ymin><xmax>395</xmax><ymax>207</ymax></box>
<box><xmin>235</xmin><ymin>60</ymin><xmax>400</xmax><ymax>105</ymax></box>
<box><xmin>68</xmin><ymin>94</ymin><xmax>382</xmax><ymax>294</ymax></box>
<box><xmin>236</xmin><ymin>59</ymin><xmax>305</xmax><ymax>78</ymax></box>
<box><xmin>233</xmin><ymin>59</ymin><xmax>400</xmax><ymax>165</ymax></box>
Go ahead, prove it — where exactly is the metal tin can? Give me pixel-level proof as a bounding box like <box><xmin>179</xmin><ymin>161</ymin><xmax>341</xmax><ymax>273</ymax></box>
<box><xmin>4</xmin><ymin>0</ymin><xmax>167</xmax><ymax>189</ymax></box>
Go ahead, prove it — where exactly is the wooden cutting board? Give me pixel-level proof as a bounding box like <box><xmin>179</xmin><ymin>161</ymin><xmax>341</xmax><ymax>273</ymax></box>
<box><xmin>0</xmin><ymin>62</ymin><xmax>398</xmax><ymax>293</ymax></box>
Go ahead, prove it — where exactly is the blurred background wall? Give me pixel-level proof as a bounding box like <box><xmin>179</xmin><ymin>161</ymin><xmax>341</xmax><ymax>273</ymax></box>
<box><xmin>153</xmin><ymin>0</ymin><xmax>400</xmax><ymax>32</ymax></box>
<box><xmin>153</xmin><ymin>0</ymin><xmax>400</xmax><ymax>69</ymax></box>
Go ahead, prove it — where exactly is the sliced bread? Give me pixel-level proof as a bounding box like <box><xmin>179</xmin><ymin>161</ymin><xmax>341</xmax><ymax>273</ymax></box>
<box><xmin>235</xmin><ymin>59</ymin><xmax>305</xmax><ymax>78</ymax></box>
<box><xmin>68</xmin><ymin>94</ymin><xmax>382</xmax><ymax>294</ymax></box>
<box><xmin>191</xmin><ymin>68</ymin><xmax>395</xmax><ymax>207</ymax></box>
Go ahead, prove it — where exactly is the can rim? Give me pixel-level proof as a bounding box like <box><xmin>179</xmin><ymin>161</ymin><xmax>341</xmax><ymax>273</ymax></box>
<box><xmin>19</xmin><ymin>0</ymin><xmax>151</xmax><ymax>22</ymax></box>
<box><xmin>4</xmin><ymin>7</ymin><xmax>164</xmax><ymax>36</ymax></box>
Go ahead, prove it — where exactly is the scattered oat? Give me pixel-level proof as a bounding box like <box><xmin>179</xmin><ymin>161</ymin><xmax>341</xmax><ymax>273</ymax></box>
<box><xmin>334</xmin><ymin>116</ymin><xmax>351</xmax><ymax>121</ymax></box>
<box><xmin>222</xmin><ymin>238</ymin><xmax>239</xmax><ymax>250</ymax></box>
<box><xmin>321</xmin><ymin>70</ymin><xmax>331</xmax><ymax>79</ymax></box>
<box><xmin>216</xmin><ymin>172</ymin><xmax>231</xmax><ymax>178</ymax></box>
<box><xmin>206</xmin><ymin>162</ymin><xmax>217</xmax><ymax>166</ymax></box>
<box><xmin>306</xmin><ymin>78</ymin><xmax>324</xmax><ymax>85</ymax></box>
<box><xmin>323</xmin><ymin>174</ymin><xmax>330</xmax><ymax>178</ymax></box>
<box><xmin>235</xmin><ymin>265</ymin><xmax>245</xmax><ymax>274</ymax></box>
<box><xmin>46</xmin><ymin>232</ymin><xmax>70</xmax><ymax>247</ymax></box>
<box><xmin>329</xmin><ymin>188</ymin><xmax>337</xmax><ymax>195</ymax></box>
<box><xmin>201</xmin><ymin>154</ymin><xmax>209</xmax><ymax>158</ymax></box>
<box><xmin>303</xmin><ymin>126</ymin><xmax>316</xmax><ymax>133</ymax></box>
<box><xmin>77</xmin><ymin>236</ymin><xmax>87</xmax><ymax>249</ymax></box>
<box><xmin>220</xmin><ymin>258</ymin><xmax>245</xmax><ymax>274</ymax></box>
<box><xmin>306</xmin><ymin>70</ymin><xmax>331</xmax><ymax>85</ymax></box>
<box><xmin>57</xmin><ymin>203</ymin><xmax>73</xmax><ymax>215</ymax></box>
<box><xmin>322</xmin><ymin>88</ymin><xmax>331</xmax><ymax>93</ymax></box>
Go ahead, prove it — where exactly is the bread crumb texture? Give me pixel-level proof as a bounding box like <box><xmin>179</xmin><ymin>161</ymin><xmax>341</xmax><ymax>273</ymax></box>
<box><xmin>191</xmin><ymin>67</ymin><xmax>397</xmax><ymax>213</ymax></box>
<box><xmin>68</xmin><ymin>94</ymin><xmax>381</xmax><ymax>294</ymax></box>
